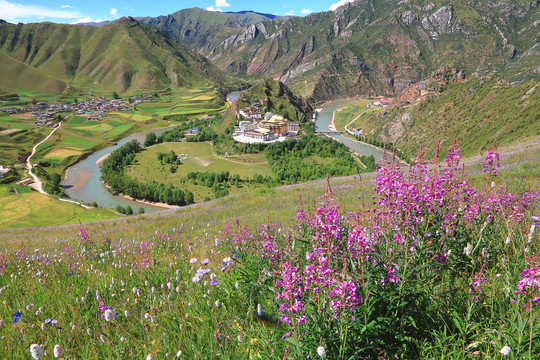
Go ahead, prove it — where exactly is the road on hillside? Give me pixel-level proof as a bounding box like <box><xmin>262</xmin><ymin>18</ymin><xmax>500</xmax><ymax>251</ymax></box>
<box><xmin>26</xmin><ymin>115</ymin><xmax>71</xmax><ymax>195</ymax></box>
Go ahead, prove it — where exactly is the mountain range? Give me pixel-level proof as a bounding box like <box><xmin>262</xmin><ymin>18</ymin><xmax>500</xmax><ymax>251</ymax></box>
<box><xmin>0</xmin><ymin>17</ymin><xmax>228</xmax><ymax>94</ymax></box>
<box><xmin>0</xmin><ymin>1</ymin><xmax>539</xmax><ymax>100</ymax></box>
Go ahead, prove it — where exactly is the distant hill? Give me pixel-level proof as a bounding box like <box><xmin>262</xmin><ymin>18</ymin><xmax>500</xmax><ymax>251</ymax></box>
<box><xmin>136</xmin><ymin>8</ymin><xmax>288</xmax><ymax>51</ymax></box>
<box><xmin>0</xmin><ymin>17</ymin><xmax>228</xmax><ymax>94</ymax></box>
<box><xmin>173</xmin><ymin>0</ymin><xmax>540</xmax><ymax>101</ymax></box>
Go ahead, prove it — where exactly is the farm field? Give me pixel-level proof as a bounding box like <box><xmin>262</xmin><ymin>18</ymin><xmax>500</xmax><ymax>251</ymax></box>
<box><xmin>125</xmin><ymin>142</ymin><xmax>272</xmax><ymax>201</ymax></box>
<box><xmin>0</xmin><ymin>184</ymin><xmax>119</xmax><ymax>228</ymax></box>
<box><xmin>332</xmin><ymin>99</ymin><xmax>382</xmax><ymax>133</ymax></box>
<box><xmin>136</xmin><ymin>88</ymin><xmax>228</xmax><ymax>116</ymax></box>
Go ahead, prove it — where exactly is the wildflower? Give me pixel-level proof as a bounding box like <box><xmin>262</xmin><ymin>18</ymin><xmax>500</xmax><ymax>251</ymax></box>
<box><xmin>235</xmin><ymin>281</ymin><xmax>240</xmax><ymax>290</ymax></box>
<box><xmin>124</xmin><ymin>310</ymin><xmax>129</xmax><ymax>317</ymax></box>
<box><xmin>528</xmin><ymin>224</ymin><xmax>536</xmax><ymax>243</ymax></box>
<box><xmin>237</xmin><ymin>335</ymin><xmax>243</xmax><ymax>343</ymax></box>
<box><xmin>100</xmin><ymin>334</ymin><xmax>106</xmax><ymax>342</ymax></box>
<box><xmin>317</xmin><ymin>346</ymin><xmax>326</xmax><ymax>358</ymax></box>
<box><xmin>53</xmin><ymin>344</ymin><xmax>63</xmax><ymax>358</ymax></box>
<box><xmin>210</xmin><ymin>280</ymin><xmax>218</xmax><ymax>286</ymax></box>
<box><xmin>120</xmin><ymin>336</ymin><xmax>125</xmax><ymax>342</ymax></box>
<box><xmin>222</xmin><ymin>257</ymin><xmax>231</xmax><ymax>264</ymax></box>
<box><xmin>214</xmin><ymin>300</ymin><xmax>221</xmax><ymax>308</ymax></box>
<box><xmin>87</xmin><ymin>328</ymin><xmax>92</xmax><ymax>336</ymax></box>
<box><xmin>500</xmin><ymin>346</ymin><xmax>511</xmax><ymax>356</ymax></box>
<box><xmin>464</xmin><ymin>243</ymin><xmax>472</xmax><ymax>256</ymax></box>
<box><xmin>257</xmin><ymin>304</ymin><xmax>262</xmax><ymax>316</ymax></box>
<box><xmin>147</xmin><ymin>354</ymin><xmax>153</xmax><ymax>360</ymax></box>
<box><xmin>176</xmin><ymin>350</ymin><xmax>182</xmax><ymax>357</ymax></box>
<box><xmin>104</xmin><ymin>309</ymin><xmax>116</xmax><ymax>321</ymax></box>
<box><xmin>192</xmin><ymin>276</ymin><xmax>201</xmax><ymax>283</ymax></box>
<box><xmin>201</xmin><ymin>259</ymin><xmax>209</xmax><ymax>265</ymax></box>
<box><xmin>189</xmin><ymin>258</ymin><xmax>198</xmax><ymax>264</ymax></box>
<box><xmin>29</xmin><ymin>344</ymin><xmax>43</xmax><ymax>359</ymax></box>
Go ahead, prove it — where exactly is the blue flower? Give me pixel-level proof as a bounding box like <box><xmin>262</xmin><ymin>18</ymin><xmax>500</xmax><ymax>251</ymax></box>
<box><xmin>12</xmin><ymin>317</ymin><xmax>19</xmax><ymax>323</ymax></box>
<box><xmin>210</xmin><ymin>280</ymin><xmax>219</xmax><ymax>286</ymax></box>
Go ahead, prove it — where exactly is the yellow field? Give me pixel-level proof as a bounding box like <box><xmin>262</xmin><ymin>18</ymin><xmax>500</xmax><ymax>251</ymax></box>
<box><xmin>0</xmin><ymin>189</ymin><xmax>119</xmax><ymax>229</ymax></box>
<box><xmin>74</xmin><ymin>123</ymin><xmax>114</xmax><ymax>133</ymax></box>
<box><xmin>44</xmin><ymin>148</ymin><xmax>82</xmax><ymax>160</ymax></box>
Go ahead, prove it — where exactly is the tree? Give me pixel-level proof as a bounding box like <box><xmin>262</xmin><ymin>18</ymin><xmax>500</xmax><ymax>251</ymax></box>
<box><xmin>144</xmin><ymin>132</ymin><xmax>157</xmax><ymax>147</ymax></box>
<box><xmin>112</xmin><ymin>92</ymin><xmax>121</xmax><ymax>100</ymax></box>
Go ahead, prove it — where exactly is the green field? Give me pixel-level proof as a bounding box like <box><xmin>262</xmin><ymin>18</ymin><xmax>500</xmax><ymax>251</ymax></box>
<box><xmin>0</xmin><ymin>184</ymin><xmax>119</xmax><ymax>228</ymax></box>
<box><xmin>333</xmin><ymin>99</ymin><xmax>382</xmax><ymax>133</ymax></box>
<box><xmin>126</xmin><ymin>142</ymin><xmax>272</xmax><ymax>201</ymax></box>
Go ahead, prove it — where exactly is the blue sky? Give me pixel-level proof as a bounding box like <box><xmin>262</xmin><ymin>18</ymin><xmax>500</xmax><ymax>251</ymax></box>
<box><xmin>0</xmin><ymin>0</ymin><xmax>356</xmax><ymax>24</ymax></box>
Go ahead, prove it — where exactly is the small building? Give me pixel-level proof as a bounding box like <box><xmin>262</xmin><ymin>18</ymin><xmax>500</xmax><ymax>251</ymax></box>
<box><xmin>245</xmin><ymin>128</ymin><xmax>272</xmax><ymax>141</ymax></box>
<box><xmin>184</xmin><ymin>128</ymin><xmax>199</xmax><ymax>137</ymax></box>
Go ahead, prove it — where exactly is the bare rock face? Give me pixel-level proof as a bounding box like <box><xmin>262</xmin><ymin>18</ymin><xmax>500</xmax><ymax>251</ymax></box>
<box><xmin>422</xmin><ymin>5</ymin><xmax>455</xmax><ymax>36</ymax></box>
<box><xmin>400</xmin><ymin>11</ymin><xmax>418</xmax><ymax>26</ymax></box>
<box><xmin>380</xmin><ymin>112</ymin><xmax>413</xmax><ymax>144</ymax></box>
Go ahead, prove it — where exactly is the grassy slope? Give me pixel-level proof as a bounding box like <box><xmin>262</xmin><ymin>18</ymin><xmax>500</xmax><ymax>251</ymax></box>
<box><xmin>0</xmin><ymin>184</ymin><xmax>119</xmax><ymax>228</ymax></box>
<box><xmin>0</xmin><ymin>19</ymin><xmax>229</xmax><ymax>95</ymax></box>
<box><xmin>361</xmin><ymin>78</ymin><xmax>540</xmax><ymax>158</ymax></box>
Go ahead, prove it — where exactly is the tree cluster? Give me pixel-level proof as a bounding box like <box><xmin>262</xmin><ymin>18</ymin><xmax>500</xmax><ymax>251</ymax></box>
<box><xmin>101</xmin><ymin>140</ymin><xmax>194</xmax><ymax>206</ymax></box>
<box><xmin>265</xmin><ymin>135</ymin><xmax>360</xmax><ymax>184</ymax></box>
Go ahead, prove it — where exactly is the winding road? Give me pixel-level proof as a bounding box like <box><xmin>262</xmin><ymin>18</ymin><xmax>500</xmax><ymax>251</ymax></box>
<box><xmin>26</xmin><ymin>116</ymin><xmax>69</xmax><ymax>195</ymax></box>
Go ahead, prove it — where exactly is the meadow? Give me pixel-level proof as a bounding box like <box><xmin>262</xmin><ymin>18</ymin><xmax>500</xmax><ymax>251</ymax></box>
<box><xmin>0</xmin><ymin>143</ymin><xmax>538</xmax><ymax>359</ymax></box>
<box><xmin>0</xmin><ymin>184</ymin><xmax>119</xmax><ymax>228</ymax></box>
<box><xmin>124</xmin><ymin>142</ymin><xmax>272</xmax><ymax>201</ymax></box>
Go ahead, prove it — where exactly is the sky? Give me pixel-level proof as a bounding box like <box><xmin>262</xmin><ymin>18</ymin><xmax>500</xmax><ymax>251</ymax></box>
<box><xmin>0</xmin><ymin>0</ymin><xmax>357</xmax><ymax>24</ymax></box>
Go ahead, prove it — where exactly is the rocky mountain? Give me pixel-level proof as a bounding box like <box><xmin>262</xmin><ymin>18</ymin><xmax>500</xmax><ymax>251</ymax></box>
<box><xmin>167</xmin><ymin>0</ymin><xmax>540</xmax><ymax>101</ymax></box>
<box><xmin>136</xmin><ymin>8</ymin><xmax>288</xmax><ymax>51</ymax></box>
<box><xmin>0</xmin><ymin>17</ymin><xmax>228</xmax><ymax>94</ymax></box>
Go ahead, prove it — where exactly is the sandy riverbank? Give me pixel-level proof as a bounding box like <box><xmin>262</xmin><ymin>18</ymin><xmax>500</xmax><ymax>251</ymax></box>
<box><xmin>95</xmin><ymin>153</ymin><xmax>110</xmax><ymax>166</ymax></box>
<box><xmin>101</xmin><ymin>181</ymin><xmax>180</xmax><ymax>210</ymax></box>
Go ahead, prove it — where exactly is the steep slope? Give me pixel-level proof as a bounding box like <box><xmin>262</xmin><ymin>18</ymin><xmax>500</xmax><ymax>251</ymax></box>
<box><xmin>0</xmin><ymin>17</ymin><xmax>228</xmax><ymax>94</ymax></box>
<box><xmin>136</xmin><ymin>8</ymin><xmax>287</xmax><ymax>51</ymax></box>
<box><xmin>185</xmin><ymin>0</ymin><xmax>540</xmax><ymax>101</ymax></box>
<box><xmin>360</xmin><ymin>70</ymin><xmax>540</xmax><ymax>158</ymax></box>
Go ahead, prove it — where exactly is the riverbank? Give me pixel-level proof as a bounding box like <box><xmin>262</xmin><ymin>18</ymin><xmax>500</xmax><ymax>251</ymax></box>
<box><xmin>101</xmin><ymin>180</ymin><xmax>180</xmax><ymax>210</ymax></box>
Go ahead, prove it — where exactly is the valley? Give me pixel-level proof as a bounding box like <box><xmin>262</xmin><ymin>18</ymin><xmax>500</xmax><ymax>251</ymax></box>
<box><xmin>0</xmin><ymin>1</ymin><xmax>538</xmax><ymax>358</ymax></box>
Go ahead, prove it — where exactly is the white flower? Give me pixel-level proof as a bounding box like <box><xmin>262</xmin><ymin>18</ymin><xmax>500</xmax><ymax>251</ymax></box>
<box><xmin>257</xmin><ymin>304</ymin><xmax>262</xmax><ymax>316</ymax></box>
<box><xmin>500</xmin><ymin>345</ymin><xmax>511</xmax><ymax>356</ymax></box>
<box><xmin>528</xmin><ymin>224</ymin><xmax>535</xmax><ymax>243</ymax></box>
<box><xmin>100</xmin><ymin>334</ymin><xmax>106</xmax><ymax>342</ymax></box>
<box><xmin>176</xmin><ymin>350</ymin><xmax>182</xmax><ymax>357</ymax></box>
<box><xmin>214</xmin><ymin>300</ymin><xmax>221</xmax><ymax>308</ymax></box>
<box><xmin>147</xmin><ymin>354</ymin><xmax>153</xmax><ymax>360</ymax></box>
<box><xmin>237</xmin><ymin>335</ymin><xmax>243</xmax><ymax>343</ymax></box>
<box><xmin>53</xmin><ymin>344</ymin><xmax>63</xmax><ymax>358</ymax></box>
<box><xmin>235</xmin><ymin>281</ymin><xmax>240</xmax><ymax>290</ymax></box>
<box><xmin>120</xmin><ymin>336</ymin><xmax>125</xmax><ymax>342</ymax></box>
<box><xmin>104</xmin><ymin>309</ymin><xmax>116</xmax><ymax>321</ymax></box>
<box><xmin>505</xmin><ymin>236</ymin><xmax>511</xmax><ymax>245</ymax></box>
<box><xmin>87</xmin><ymin>328</ymin><xmax>92</xmax><ymax>336</ymax></box>
<box><xmin>29</xmin><ymin>344</ymin><xmax>43</xmax><ymax>359</ymax></box>
<box><xmin>464</xmin><ymin>243</ymin><xmax>472</xmax><ymax>256</ymax></box>
<box><xmin>317</xmin><ymin>346</ymin><xmax>326</xmax><ymax>358</ymax></box>
<box><xmin>124</xmin><ymin>310</ymin><xmax>129</xmax><ymax>317</ymax></box>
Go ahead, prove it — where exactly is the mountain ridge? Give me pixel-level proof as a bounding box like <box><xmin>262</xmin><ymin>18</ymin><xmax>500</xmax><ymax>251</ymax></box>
<box><xmin>0</xmin><ymin>17</ymin><xmax>228</xmax><ymax>94</ymax></box>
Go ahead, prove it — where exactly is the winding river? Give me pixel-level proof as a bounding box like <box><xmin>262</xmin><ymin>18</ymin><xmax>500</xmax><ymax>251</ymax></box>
<box><xmin>315</xmin><ymin>100</ymin><xmax>385</xmax><ymax>160</ymax></box>
<box><xmin>63</xmin><ymin>96</ymin><xmax>384</xmax><ymax>212</ymax></box>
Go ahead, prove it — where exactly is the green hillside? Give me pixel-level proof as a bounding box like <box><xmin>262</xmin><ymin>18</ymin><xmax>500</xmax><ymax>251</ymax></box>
<box><xmin>0</xmin><ymin>18</ymin><xmax>229</xmax><ymax>94</ymax></box>
<box><xmin>360</xmin><ymin>76</ymin><xmax>540</xmax><ymax>158</ymax></box>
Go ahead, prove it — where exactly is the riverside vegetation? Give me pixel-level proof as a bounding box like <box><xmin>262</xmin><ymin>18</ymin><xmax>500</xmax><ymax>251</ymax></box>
<box><xmin>1</xmin><ymin>142</ymin><xmax>539</xmax><ymax>359</ymax></box>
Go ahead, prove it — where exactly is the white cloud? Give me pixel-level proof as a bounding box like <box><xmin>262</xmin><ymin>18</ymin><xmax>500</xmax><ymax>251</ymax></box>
<box><xmin>206</xmin><ymin>6</ymin><xmax>222</xmax><ymax>12</ymax></box>
<box><xmin>215</xmin><ymin>0</ymin><xmax>230</xmax><ymax>7</ymax></box>
<box><xmin>301</xmin><ymin>9</ymin><xmax>313</xmax><ymax>15</ymax></box>
<box><xmin>60</xmin><ymin>4</ymin><xmax>72</xmax><ymax>8</ymax></box>
<box><xmin>0</xmin><ymin>0</ymin><xmax>80</xmax><ymax>21</ymax></box>
<box><xmin>284</xmin><ymin>10</ymin><xmax>295</xmax><ymax>16</ymax></box>
<box><xmin>110</xmin><ymin>8</ymin><xmax>117</xmax><ymax>16</ymax></box>
<box><xmin>329</xmin><ymin>0</ymin><xmax>356</xmax><ymax>11</ymax></box>
<box><xmin>72</xmin><ymin>16</ymin><xmax>106</xmax><ymax>24</ymax></box>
